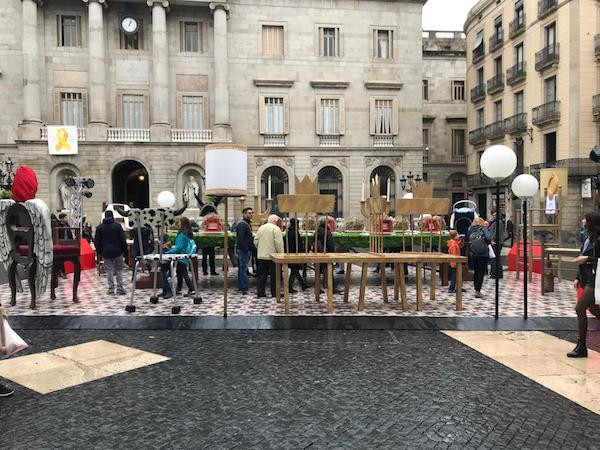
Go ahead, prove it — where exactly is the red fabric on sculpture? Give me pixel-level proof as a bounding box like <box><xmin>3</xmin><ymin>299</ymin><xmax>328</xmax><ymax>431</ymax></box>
<box><xmin>11</xmin><ymin>165</ymin><xmax>38</xmax><ymax>202</ymax></box>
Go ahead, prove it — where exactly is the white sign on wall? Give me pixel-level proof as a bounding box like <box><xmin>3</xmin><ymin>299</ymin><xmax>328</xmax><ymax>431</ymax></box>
<box><xmin>47</xmin><ymin>125</ymin><xmax>78</xmax><ymax>156</ymax></box>
<box><xmin>582</xmin><ymin>178</ymin><xmax>592</xmax><ymax>198</ymax></box>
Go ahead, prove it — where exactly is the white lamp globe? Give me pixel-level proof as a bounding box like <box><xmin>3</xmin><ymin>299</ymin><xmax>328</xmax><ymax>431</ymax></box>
<box><xmin>511</xmin><ymin>174</ymin><xmax>539</xmax><ymax>199</ymax></box>
<box><xmin>480</xmin><ymin>145</ymin><xmax>517</xmax><ymax>180</ymax></box>
<box><xmin>157</xmin><ymin>190</ymin><xmax>176</xmax><ymax>208</ymax></box>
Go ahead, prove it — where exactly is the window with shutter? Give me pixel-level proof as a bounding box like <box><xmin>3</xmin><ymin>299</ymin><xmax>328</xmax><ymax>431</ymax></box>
<box><xmin>320</xmin><ymin>99</ymin><xmax>340</xmax><ymax>134</ymax></box>
<box><xmin>264</xmin><ymin>97</ymin><xmax>284</xmax><ymax>134</ymax></box>
<box><xmin>182</xmin><ymin>96</ymin><xmax>204</xmax><ymax>129</ymax></box>
<box><xmin>262</xmin><ymin>25</ymin><xmax>284</xmax><ymax>57</ymax></box>
<box><xmin>122</xmin><ymin>94</ymin><xmax>145</xmax><ymax>129</ymax></box>
<box><xmin>60</xmin><ymin>92</ymin><xmax>84</xmax><ymax>127</ymax></box>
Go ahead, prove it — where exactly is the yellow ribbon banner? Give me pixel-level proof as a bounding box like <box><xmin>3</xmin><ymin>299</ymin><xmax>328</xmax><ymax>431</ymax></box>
<box><xmin>55</xmin><ymin>127</ymin><xmax>72</xmax><ymax>152</ymax></box>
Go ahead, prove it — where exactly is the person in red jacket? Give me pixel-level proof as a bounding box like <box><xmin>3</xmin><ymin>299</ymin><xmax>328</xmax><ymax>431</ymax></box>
<box><xmin>447</xmin><ymin>230</ymin><xmax>464</xmax><ymax>294</ymax></box>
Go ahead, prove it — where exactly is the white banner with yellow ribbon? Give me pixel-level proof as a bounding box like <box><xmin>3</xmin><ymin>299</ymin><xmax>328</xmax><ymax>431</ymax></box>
<box><xmin>47</xmin><ymin>125</ymin><xmax>78</xmax><ymax>155</ymax></box>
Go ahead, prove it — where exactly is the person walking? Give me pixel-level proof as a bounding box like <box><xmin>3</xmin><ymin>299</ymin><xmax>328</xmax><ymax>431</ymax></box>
<box><xmin>504</xmin><ymin>214</ymin><xmax>514</xmax><ymax>249</ymax></box>
<box><xmin>568</xmin><ymin>212</ymin><xmax>600</xmax><ymax>357</ymax></box>
<box><xmin>254</xmin><ymin>214</ymin><xmax>284</xmax><ymax>298</ymax></box>
<box><xmin>286</xmin><ymin>218</ymin><xmax>308</xmax><ymax>293</ymax></box>
<box><xmin>447</xmin><ymin>230</ymin><xmax>463</xmax><ymax>294</ymax></box>
<box><xmin>488</xmin><ymin>211</ymin><xmax>504</xmax><ymax>279</ymax></box>
<box><xmin>94</xmin><ymin>210</ymin><xmax>128</xmax><ymax>295</ymax></box>
<box><xmin>236</xmin><ymin>207</ymin><xmax>254</xmax><ymax>295</ymax></box>
<box><xmin>159</xmin><ymin>217</ymin><xmax>197</xmax><ymax>299</ymax></box>
<box><xmin>466</xmin><ymin>217</ymin><xmax>491</xmax><ymax>298</ymax></box>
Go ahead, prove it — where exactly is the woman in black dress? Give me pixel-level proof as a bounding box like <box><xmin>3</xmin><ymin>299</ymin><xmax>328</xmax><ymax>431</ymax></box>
<box><xmin>569</xmin><ymin>212</ymin><xmax>600</xmax><ymax>357</ymax></box>
<box><xmin>286</xmin><ymin>218</ymin><xmax>307</xmax><ymax>292</ymax></box>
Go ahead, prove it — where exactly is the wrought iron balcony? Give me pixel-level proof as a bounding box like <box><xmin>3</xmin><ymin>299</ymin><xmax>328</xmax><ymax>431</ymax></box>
<box><xmin>595</xmin><ymin>34</ymin><xmax>600</xmax><ymax>59</ymax></box>
<box><xmin>535</xmin><ymin>43</ymin><xmax>559</xmax><ymax>72</ymax></box>
<box><xmin>470</xmin><ymin>84</ymin><xmax>485</xmax><ymax>103</ymax></box>
<box><xmin>509</xmin><ymin>14</ymin><xmax>526</xmax><ymax>39</ymax></box>
<box><xmin>469</xmin><ymin>127</ymin><xmax>486</xmax><ymax>145</ymax></box>
<box><xmin>507</xmin><ymin>61</ymin><xmax>526</xmax><ymax>85</ymax></box>
<box><xmin>487</xmin><ymin>73</ymin><xmax>504</xmax><ymax>95</ymax></box>
<box><xmin>593</xmin><ymin>95</ymin><xmax>600</xmax><ymax>122</ymax></box>
<box><xmin>532</xmin><ymin>101</ymin><xmax>560</xmax><ymax>126</ymax></box>
<box><xmin>451</xmin><ymin>154</ymin><xmax>466</xmax><ymax>164</ymax></box>
<box><xmin>489</xmin><ymin>32</ymin><xmax>504</xmax><ymax>52</ymax></box>
<box><xmin>473</xmin><ymin>44</ymin><xmax>485</xmax><ymax>63</ymax></box>
<box><xmin>538</xmin><ymin>0</ymin><xmax>557</xmax><ymax>19</ymax></box>
<box><xmin>485</xmin><ymin>121</ymin><xmax>505</xmax><ymax>140</ymax></box>
<box><xmin>423</xmin><ymin>148</ymin><xmax>429</xmax><ymax>164</ymax></box>
<box><xmin>504</xmin><ymin>113</ymin><xmax>528</xmax><ymax>135</ymax></box>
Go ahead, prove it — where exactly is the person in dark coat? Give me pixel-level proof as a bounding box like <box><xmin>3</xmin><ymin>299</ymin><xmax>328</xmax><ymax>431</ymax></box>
<box><xmin>94</xmin><ymin>210</ymin><xmax>128</xmax><ymax>295</ymax></box>
<box><xmin>568</xmin><ymin>212</ymin><xmax>600</xmax><ymax>357</ymax></box>
<box><xmin>286</xmin><ymin>218</ymin><xmax>307</xmax><ymax>292</ymax></box>
<box><xmin>465</xmin><ymin>217</ymin><xmax>491</xmax><ymax>298</ymax></box>
<box><xmin>236</xmin><ymin>207</ymin><xmax>254</xmax><ymax>294</ymax></box>
<box><xmin>58</xmin><ymin>212</ymin><xmax>74</xmax><ymax>240</ymax></box>
<box><xmin>316</xmin><ymin>218</ymin><xmax>338</xmax><ymax>293</ymax></box>
<box><xmin>488</xmin><ymin>211</ymin><xmax>505</xmax><ymax>279</ymax></box>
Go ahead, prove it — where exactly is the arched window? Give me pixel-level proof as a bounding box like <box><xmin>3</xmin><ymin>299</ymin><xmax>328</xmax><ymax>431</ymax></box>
<box><xmin>370</xmin><ymin>166</ymin><xmax>396</xmax><ymax>215</ymax></box>
<box><xmin>318</xmin><ymin>166</ymin><xmax>343</xmax><ymax>218</ymax></box>
<box><xmin>261</xmin><ymin>166</ymin><xmax>289</xmax><ymax>216</ymax></box>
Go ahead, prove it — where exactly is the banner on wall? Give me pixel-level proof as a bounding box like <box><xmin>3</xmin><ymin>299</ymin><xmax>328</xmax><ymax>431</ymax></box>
<box><xmin>47</xmin><ymin>126</ymin><xmax>78</xmax><ymax>156</ymax></box>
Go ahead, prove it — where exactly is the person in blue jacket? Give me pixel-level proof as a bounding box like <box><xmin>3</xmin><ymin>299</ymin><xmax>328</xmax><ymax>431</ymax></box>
<box><xmin>160</xmin><ymin>217</ymin><xmax>196</xmax><ymax>299</ymax></box>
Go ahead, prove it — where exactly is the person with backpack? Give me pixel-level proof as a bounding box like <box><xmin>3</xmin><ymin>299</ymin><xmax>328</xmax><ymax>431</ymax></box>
<box><xmin>160</xmin><ymin>217</ymin><xmax>197</xmax><ymax>299</ymax></box>
<box><xmin>94</xmin><ymin>210</ymin><xmax>128</xmax><ymax>295</ymax></box>
<box><xmin>466</xmin><ymin>217</ymin><xmax>492</xmax><ymax>298</ymax></box>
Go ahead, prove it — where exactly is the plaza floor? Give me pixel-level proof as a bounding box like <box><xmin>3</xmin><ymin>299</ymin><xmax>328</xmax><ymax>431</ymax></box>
<box><xmin>0</xmin><ymin>265</ymin><xmax>578</xmax><ymax>318</ymax></box>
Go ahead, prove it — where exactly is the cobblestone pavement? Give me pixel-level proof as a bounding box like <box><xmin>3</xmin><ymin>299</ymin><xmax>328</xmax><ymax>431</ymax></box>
<box><xmin>1</xmin><ymin>330</ymin><xmax>599</xmax><ymax>449</ymax></box>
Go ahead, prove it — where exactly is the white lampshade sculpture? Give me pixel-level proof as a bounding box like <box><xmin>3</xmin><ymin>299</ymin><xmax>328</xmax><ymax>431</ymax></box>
<box><xmin>157</xmin><ymin>190</ymin><xmax>176</xmax><ymax>208</ymax></box>
<box><xmin>205</xmin><ymin>144</ymin><xmax>248</xmax><ymax>317</ymax></box>
<box><xmin>511</xmin><ymin>174</ymin><xmax>539</xmax><ymax>319</ymax></box>
<box><xmin>480</xmin><ymin>144</ymin><xmax>517</xmax><ymax>319</ymax></box>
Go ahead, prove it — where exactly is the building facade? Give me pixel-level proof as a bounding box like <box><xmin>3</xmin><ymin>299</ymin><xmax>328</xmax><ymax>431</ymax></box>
<box><xmin>465</xmin><ymin>0</ymin><xmax>600</xmax><ymax>242</ymax></box>
<box><xmin>0</xmin><ymin>0</ymin><xmax>427</xmax><ymax>225</ymax></box>
<box><xmin>422</xmin><ymin>30</ymin><xmax>468</xmax><ymax>207</ymax></box>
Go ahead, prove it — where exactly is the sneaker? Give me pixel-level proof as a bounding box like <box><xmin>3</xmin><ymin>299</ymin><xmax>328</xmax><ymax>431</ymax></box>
<box><xmin>163</xmin><ymin>292</ymin><xmax>173</xmax><ymax>299</ymax></box>
<box><xmin>448</xmin><ymin>289</ymin><xmax>455</xmax><ymax>294</ymax></box>
<box><xmin>185</xmin><ymin>291</ymin><xmax>196</xmax><ymax>297</ymax></box>
<box><xmin>116</xmin><ymin>288</ymin><xmax>126</xmax><ymax>296</ymax></box>
<box><xmin>176</xmin><ymin>291</ymin><xmax>182</xmax><ymax>296</ymax></box>
<box><xmin>475</xmin><ymin>291</ymin><xmax>482</xmax><ymax>298</ymax></box>
<box><xmin>106</xmin><ymin>288</ymin><xmax>115</xmax><ymax>295</ymax></box>
<box><xmin>0</xmin><ymin>383</ymin><xmax>14</xmax><ymax>397</ymax></box>
<box><xmin>210</xmin><ymin>271</ymin><xmax>218</xmax><ymax>276</ymax></box>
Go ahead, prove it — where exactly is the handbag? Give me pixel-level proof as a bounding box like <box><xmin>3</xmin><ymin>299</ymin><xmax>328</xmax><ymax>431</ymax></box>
<box><xmin>1</xmin><ymin>310</ymin><xmax>28</xmax><ymax>357</ymax></box>
<box><xmin>488</xmin><ymin>244</ymin><xmax>496</xmax><ymax>259</ymax></box>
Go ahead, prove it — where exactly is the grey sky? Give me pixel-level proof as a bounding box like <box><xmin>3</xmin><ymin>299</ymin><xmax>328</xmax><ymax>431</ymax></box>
<box><xmin>422</xmin><ymin>0</ymin><xmax>479</xmax><ymax>32</ymax></box>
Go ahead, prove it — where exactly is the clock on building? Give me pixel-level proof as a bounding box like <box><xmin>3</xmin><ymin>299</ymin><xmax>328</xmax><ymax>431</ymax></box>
<box><xmin>120</xmin><ymin>16</ymin><xmax>139</xmax><ymax>34</ymax></box>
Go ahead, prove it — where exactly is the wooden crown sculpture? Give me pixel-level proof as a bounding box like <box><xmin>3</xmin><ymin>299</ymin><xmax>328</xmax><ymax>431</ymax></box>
<box><xmin>277</xmin><ymin>176</ymin><xmax>335</xmax><ymax>213</ymax></box>
<box><xmin>396</xmin><ymin>181</ymin><xmax>450</xmax><ymax>215</ymax></box>
<box><xmin>295</xmin><ymin>175</ymin><xmax>319</xmax><ymax>195</ymax></box>
<box><xmin>411</xmin><ymin>181</ymin><xmax>434</xmax><ymax>198</ymax></box>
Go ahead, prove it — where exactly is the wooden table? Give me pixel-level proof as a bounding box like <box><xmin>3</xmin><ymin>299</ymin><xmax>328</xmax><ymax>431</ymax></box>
<box><xmin>541</xmin><ymin>246</ymin><xmax>579</xmax><ymax>295</ymax></box>
<box><xmin>270</xmin><ymin>252</ymin><xmax>467</xmax><ymax>315</ymax></box>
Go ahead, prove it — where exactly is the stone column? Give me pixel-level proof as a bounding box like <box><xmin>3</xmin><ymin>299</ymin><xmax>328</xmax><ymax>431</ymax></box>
<box><xmin>18</xmin><ymin>0</ymin><xmax>42</xmax><ymax>140</ymax></box>
<box><xmin>148</xmin><ymin>0</ymin><xmax>170</xmax><ymax>142</ymax></box>
<box><xmin>84</xmin><ymin>0</ymin><xmax>108</xmax><ymax>140</ymax></box>
<box><xmin>210</xmin><ymin>2</ymin><xmax>232</xmax><ymax>142</ymax></box>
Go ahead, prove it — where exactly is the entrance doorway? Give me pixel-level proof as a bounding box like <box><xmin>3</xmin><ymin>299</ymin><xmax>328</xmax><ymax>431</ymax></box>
<box><xmin>477</xmin><ymin>193</ymin><xmax>487</xmax><ymax>218</ymax></box>
<box><xmin>112</xmin><ymin>160</ymin><xmax>149</xmax><ymax>208</ymax></box>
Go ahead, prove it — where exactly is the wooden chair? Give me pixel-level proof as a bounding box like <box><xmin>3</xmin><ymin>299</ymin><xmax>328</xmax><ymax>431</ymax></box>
<box><xmin>50</xmin><ymin>227</ymin><xmax>81</xmax><ymax>303</ymax></box>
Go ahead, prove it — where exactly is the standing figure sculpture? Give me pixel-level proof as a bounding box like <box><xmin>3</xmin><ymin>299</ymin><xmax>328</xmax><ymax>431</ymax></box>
<box><xmin>183</xmin><ymin>175</ymin><xmax>201</xmax><ymax>209</ymax></box>
<box><xmin>59</xmin><ymin>176</ymin><xmax>73</xmax><ymax>211</ymax></box>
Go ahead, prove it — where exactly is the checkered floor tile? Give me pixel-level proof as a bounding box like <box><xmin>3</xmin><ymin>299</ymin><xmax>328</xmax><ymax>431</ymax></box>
<box><xmin>0</xmin><ymin>264</ymin><xmax>579</xmax><ymax>317</ymax></box>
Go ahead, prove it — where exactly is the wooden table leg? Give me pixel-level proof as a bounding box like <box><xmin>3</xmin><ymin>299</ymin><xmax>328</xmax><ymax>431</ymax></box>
<box><xmin>343</xmin><ymin>263</ymin><xmax>352</xmax><ymax>303</ymax></box>
<box><xmin>358</xmin><ymin>263</ymin><xmax>368</xmax><ymax>311</ymax></box>
<box><xmin>393</xmin><ymin>263</ymin><xmax>399</xmax><ymax>302</ymax></box>
<box><xmin>399</xmin><ymin>263</ymin><xmax>408</xmax><ymax>311</ymax></box>
<box><xmin>441</xmin><ymin>263</ymin><xmax>449</xmax><ymax>286</ymax></box>
<box><xmin>416</xmin><ymin>262</ymin><xmax>423</xmax><ymax>311</ymax></box>
<box><xmin>380</xmin><ymin>263</ymin><xmax>388</xmax><ymax>303</ymax></box>
<box><xmin>456</xmin><ymin>262</ymin><xmax>463</xmax><ymax>311</ymax></box>
<box><xmin>275</xmin><ymin>263</ymin><xmax>281</xmax><ymax>304</ymax></box>
<box><xmin>327</xmin><ymin>263</ymin><xmax>334</xmax><ymax>314</ymax></box>
<box><xmin>315</xmin><ymin>262</ymin><xmax>321</xmax><ymax>302</ymax></box>
<box><xmin>430</xmin><ymin>263</ymin><xmax>437</xmax><ymax>301</ymax></box>
<box><xmin>283</xmin><ymin>263</ymin><xmax>289</xmax><ymax>315</ymax></box>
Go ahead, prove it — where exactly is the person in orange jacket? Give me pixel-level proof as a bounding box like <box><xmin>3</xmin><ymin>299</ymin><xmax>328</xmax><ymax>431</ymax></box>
<box><xmin>447</xmin><ymin>230</ymin><xmax>464</xmax><ymax>293</ymax></box>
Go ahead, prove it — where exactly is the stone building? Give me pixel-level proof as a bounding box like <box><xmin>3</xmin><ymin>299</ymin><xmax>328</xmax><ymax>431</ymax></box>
<box><xmin>465</xmin><ymin>0</ymin><xmax>599</xmax><ymax>241</ymax></box>
<box><xmin>422</xmin><ymin>30</ymin><xmax>468</xmax><ymax>207</ymax></box>
<box><xmin>0</xmin><ymin>0</ymin><xmax>427</xmax><ymax>226</ymax></box>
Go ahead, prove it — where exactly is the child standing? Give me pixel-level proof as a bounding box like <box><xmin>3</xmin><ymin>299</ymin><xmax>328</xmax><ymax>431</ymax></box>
<box><xmin>447</xmin><ymin>230</ymin><xmax>463</xmax><ymax>294</ymax></box>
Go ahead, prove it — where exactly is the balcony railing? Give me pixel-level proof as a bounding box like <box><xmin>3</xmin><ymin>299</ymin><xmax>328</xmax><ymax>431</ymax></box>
<box><xmin>469</xmin><ymin>127</ymin><xmax>486</xmax><ymax>145</ymax></box>
<box><xmin>473</xmin><ymin>44</ymin><xmax>485</xmax><ymax>63</ymax></box>
<box><xmin>107</xmin><ymin>128</ymin><xmax>150</xmax><ymax>142</ymax></box>
<box><xmin>40</xmin><ymin>127</ymin><xmax>86</xmax><ymax>141</ymax></box>
<box><xmin>509</xmin><ymin>14</ymin><xmax>526</xmax><ymax>39</ymax></box>
<box><xmin>595</xmin><ymin>34</ymin><xmax>600</xmax><ymax>59</ymax></box>
<box><xmin>593</xmin><ymin>95</ymin><xmax>600</xmax><ymax>121</ymax></box>
<box><xmin>535</xmin><ymin>43</ymin><xmax>559</xmax><ymax>72</ymax></box>
<box><xmin>507</xmin><ymin>61</ymin><xmax>526</xmax><ymax>85</ymax></box>
<box><xmin>470</xmin><ymin>84</ymin><xmax>486</xmax><ymax>103</ymax></box>
<box><xmin>319</xmin><ymin>135</ymin><xmax>340</xmax><ymax>147</ymax></box>
<box><xmin>532</xmin><ymin>101</ymin><xmax>561</xmax><ymax>126</ymax></box>
<box><xmin>373</xmin><ymin>135</ymin><xmax>395</xmax><ymax>147</ymax></box>
<box><xmin>487</xmin><ymin>73</ymin><xmax>504</xmax><ymax>95</ymax></box>
<box><xmin>504</xmin><ymin>113</ymin><xmax>528</xmax><ymax>134</ymax></box>
<box><xmin>538</xmin><ymin>0</ymin><xmax>557</xmax><ymax>19</ymax></box>
<box><xmin>451</xmin><ymin>154</ymin><xmax>466</xmax><ymax>164</ymax></box>
<box><xmin>263</xmin><ymin>134</ymin><xmax>286</xmax><ymax>147</ymax></box>
<box><xmin>489</xmin><ymin>32</ymin><xmax>504</xmax><ymax>52</ymax></box>
<box><xmin>485</xmin><ymin>121</ymin><xmax>505</xmax><ymax>140</ymax></box>
<box><xmin>423</xmin><ymin>148</ymin><xmax>429</xmax><ymax>164</ymax></box>
<box><xmin>170</xmin><ymin>129</ymin><xmax>212</xmax><ymax>143</ymax></box>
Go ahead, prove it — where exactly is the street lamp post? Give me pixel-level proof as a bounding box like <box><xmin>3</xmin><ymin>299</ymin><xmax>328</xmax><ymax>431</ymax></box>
<box><xmin>511</xmin><ymin>174</ymin><xmax>539</xmax><ymax>319</ymax></box>
<box><xmin>480</xmin><ymin>145</ymin><xmax>517</xmax><ymax>319</ymax></box>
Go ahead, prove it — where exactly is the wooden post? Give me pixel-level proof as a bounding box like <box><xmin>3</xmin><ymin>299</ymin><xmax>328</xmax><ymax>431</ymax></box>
<box><xmin>456</xmin><ymin>261</ymin><xmax>463</xmax><ymax>311</ymax></box>
<box><xmin>399</xmin><ymin>262</ymin><xmax>408</xmax><ymax>311</ymax></box>
<box><xmin>275</xmin><ymin>262</ymin><xmax>281</xmax><ymax>303</ymax></box>
<box><xmin>416</xmin><ymin>262</ymin><xmax>423</xmax><ymax>311</ymax></box>
<box><xmin>358</xmin><ymin>262</ymin><xmax>368</xmax><ymax>311</ymax></box>
<box><xmin>380</xmin><ymin>261</ymin><xmax>388</xmax><ymax>303</ymax></box>
<box><xmin>315</xmin><ymin>260</ymin><xmax>321</xmax><ymax>302</ymax></box>
<box><xmin>283</xmin><ymin>263</ymin><xmax>289</xmax><ymax>314</ymax></box>
<box><xmin>393</xmin><ymin>263</ymin><xmax>399</xmax><ymax>302</ymax></box>
<box><xmin>327</xmin><ymin>263</ymin><xmax>334</xmax><ymax>314</ymax></box>
<box><xmin>430</xmin><ymin>262</ymin><xmax>437</xmax><ymax>301</ymax></box>
<box><xmin>343</xmin><ymin>263</ymin><xmax>352</xmax><ymax>303</ymax></box>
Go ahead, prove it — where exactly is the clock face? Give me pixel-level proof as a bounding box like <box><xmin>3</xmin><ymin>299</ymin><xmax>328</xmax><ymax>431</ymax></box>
<box><xmin>121</xmin><ymin>16</ymin><xmax>138</xmax><ymax>34</ymax></box>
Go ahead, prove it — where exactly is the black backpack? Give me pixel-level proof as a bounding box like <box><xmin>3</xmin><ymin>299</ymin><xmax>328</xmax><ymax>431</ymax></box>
<box><xmin>469</xmin><ymin>228</ymin><xmax>488</xmax><ymax>257</ymax></box>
